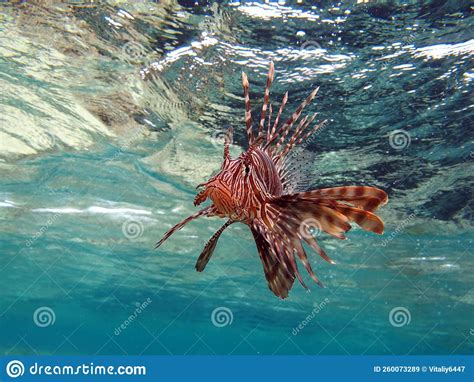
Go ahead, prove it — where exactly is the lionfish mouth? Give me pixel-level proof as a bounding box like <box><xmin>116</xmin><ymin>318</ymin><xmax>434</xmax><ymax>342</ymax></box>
<box><xmin>194</xmin><ymin>182</ymin><xmax>222</xmax><ymax>205</ymax></box>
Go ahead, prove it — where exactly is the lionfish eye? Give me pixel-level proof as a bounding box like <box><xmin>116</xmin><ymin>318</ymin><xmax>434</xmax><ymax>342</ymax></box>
<box><xmin>244</xmin><ymin>164</ymin><xmax>250</xmax><ymax>176</ymax></box>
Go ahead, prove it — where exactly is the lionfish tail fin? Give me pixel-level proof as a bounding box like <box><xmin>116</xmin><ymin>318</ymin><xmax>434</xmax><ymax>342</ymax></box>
<box><xmin>196</xmin><ymin>220</ymin><xmax>233</xmax><ymax>272</ymax></box>
<box><xmin>155</xmin><ymin>206</ymin><xmax>214</xmax><ymax>249</ymax></box>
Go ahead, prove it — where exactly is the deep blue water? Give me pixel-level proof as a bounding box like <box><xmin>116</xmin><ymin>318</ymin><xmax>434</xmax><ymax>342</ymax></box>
<box><xmin>0</xmin><ymin>1</ymin><xmax>473</xmax><ymax>356</ymax></box>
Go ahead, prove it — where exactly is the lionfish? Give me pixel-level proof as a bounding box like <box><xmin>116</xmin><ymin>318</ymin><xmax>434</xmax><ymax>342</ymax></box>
<box><xmin>156</xmin><ymin>62</ymin><xmax>388</xmax><ymax>299</ymax></box>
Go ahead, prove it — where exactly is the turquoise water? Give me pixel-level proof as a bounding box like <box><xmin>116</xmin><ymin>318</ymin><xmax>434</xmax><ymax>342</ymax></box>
<box><xmin>0</xmin><ymin>1</ymin><xmax>473</xmax><ymax>356</ymax></box>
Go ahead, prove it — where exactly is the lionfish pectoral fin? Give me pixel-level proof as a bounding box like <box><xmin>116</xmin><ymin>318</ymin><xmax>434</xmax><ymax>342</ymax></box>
<box><xmin>155</xmin><ymin>206</ymin><xmax>215</xmax><ymax>249</ymax></box>
<box><xmin>267</xmin><ymin>185</ymin><xmax>388</xmax><ymax>268</ymax></box>
<box><xmin>274</xmin><ymin>186</ymin><xmax>388</xmax><ymax>234</ymax></box>
<box><xmin>251</xmin><ymin>223</ymin><xmax>295</xmax><ymax>299</ymax></box>
<box><xmin>196</xmin><ymin>220</ymin><xmax>233</xmax><ymax>272</ymax></box>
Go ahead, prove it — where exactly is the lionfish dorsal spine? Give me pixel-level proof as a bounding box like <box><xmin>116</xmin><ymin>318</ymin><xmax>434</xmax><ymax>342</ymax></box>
<box><xmin>266</xmin><ymin>104</ymin><xmax>273</xmax><ymax>140</ymax></box>
<box><xmin>279</xmin><ymin>114</ymin><xmax>309</xmax><ymax>157</ymax></box>
<box><xmin>223</xmin><ymin>127</ymin><xmax>233</xmax><ymax>162</ymax></box>
<box><xmin>268</xmin><ymin>91</ymin><xmax>288</xmax><ymax>144</ymax></box>
<box><xmin>241</xmin><ymin>71</ymin><xmax>253</xmax><ymax>144</ymax></box>
<box><xmin>272</xmin><ymin>86</ymin><xmax>320</xmax><ymax>151</ymax></box>
<box><xmin>258</xmin><ymin>62</ymin><xmax>275</xmax><ymax>139</ymax></box>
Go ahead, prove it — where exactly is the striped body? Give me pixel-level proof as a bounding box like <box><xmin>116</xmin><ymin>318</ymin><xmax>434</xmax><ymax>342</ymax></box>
<box><xmin>156</xmin><ymin>62</ymin><xmax>388</xmax><ymax>299</ymax></box>
<box><xmin>196</xmin><ymin>148</ymin><xmax>282</xmax><ymax>223</ymax></box>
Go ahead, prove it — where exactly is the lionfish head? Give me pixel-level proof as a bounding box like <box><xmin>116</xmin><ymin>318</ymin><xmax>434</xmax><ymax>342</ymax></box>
<box><xmin>194</xmin><ymin>132</ymin><xmax>281</xmax><ymax>220</ymax></box>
